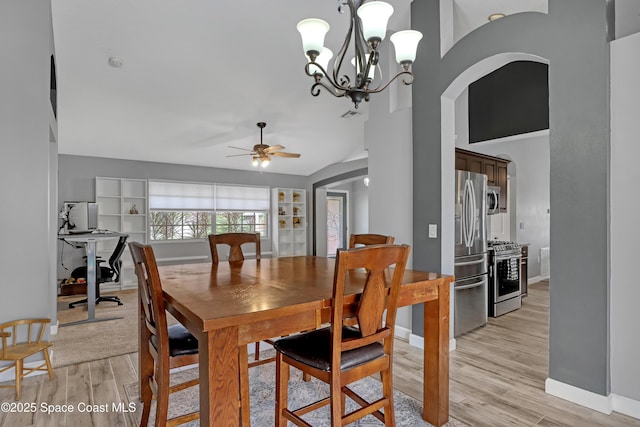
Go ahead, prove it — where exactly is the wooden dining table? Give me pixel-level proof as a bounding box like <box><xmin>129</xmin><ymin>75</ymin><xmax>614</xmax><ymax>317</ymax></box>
<box><xmin>147</xmin><ymin>256</ymin><xmax>453</xmax><ymax>427</ymax></box>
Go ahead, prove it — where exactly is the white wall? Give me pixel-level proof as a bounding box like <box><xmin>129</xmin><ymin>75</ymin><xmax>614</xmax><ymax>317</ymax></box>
<box><xmin>610</xmin><ymin>31</ymin><xmax>640</xmax><ymax>407</ymax></box>
<box><xmin>0</xmin><ymin>2</ymin><xmax>56</xmax><ymax>333</ymax></box>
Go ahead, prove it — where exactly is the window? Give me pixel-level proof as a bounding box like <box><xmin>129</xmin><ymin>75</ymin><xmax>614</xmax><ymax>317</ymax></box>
<box><xmin>148</xmin><ymin>181</ymin><xmax>270</xmax><ymax>241</ymax></box>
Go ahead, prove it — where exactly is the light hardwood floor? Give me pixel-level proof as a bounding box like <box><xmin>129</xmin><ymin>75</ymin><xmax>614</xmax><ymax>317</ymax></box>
<box><xmin>394</xmin><ymin>280</ymin><xmax>639</xmax><ymax>426</ymax></box>
<box><xmin>1</xmin><ymin>280</ymin><xmax>638</xmax><ymax>426</ymax></box>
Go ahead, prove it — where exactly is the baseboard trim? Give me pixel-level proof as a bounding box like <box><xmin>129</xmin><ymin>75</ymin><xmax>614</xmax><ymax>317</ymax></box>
<box><xmin>395</xmin><ymin>325</ymin><xmax>412</xmax><ymax>341</ymax></box>
<box><xmin>50</xmin><ymin>320</ymin><xmax>59</xmax><ymax>336</ymax></box>
<box><xmin>0</xmin><ymin>353</ymin><xmax>53</xmax><ymax>384</ymax></box>
<box><xmin>545</xmin><ymin>378</ymin><xmax>640</xmax><ymax>419</ymax></box>
<box><xmin>545</xmin><ymin>378</ymin><xmax>612</xmax><ymax>414</ymax></box>
<box><xmin>611</xmin><ymin>393</ymin><xmax>640</xmax><ymax>419</ymax></box>
<box><xmin>408</xmin><ymin>333</ymin><xmax>456</xmax><ymax>352</ymax></box>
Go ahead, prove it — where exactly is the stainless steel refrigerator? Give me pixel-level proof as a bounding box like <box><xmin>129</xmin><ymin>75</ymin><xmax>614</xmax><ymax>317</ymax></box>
<box><xmin>454</xmin><ymin>170</ymin><xmax>488</xmax><ymax>336</ymax></box>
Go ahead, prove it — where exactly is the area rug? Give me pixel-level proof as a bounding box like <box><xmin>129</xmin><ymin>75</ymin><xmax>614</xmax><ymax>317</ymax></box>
<box><xmin>124</xmin><ymin>360</ymin><xmax>467</xmax><ymax>426</ymax></box>
<box><xmin>53</xmin><ymin>289</ymin><xmax>139</xmax><ymax>367</ymax></box>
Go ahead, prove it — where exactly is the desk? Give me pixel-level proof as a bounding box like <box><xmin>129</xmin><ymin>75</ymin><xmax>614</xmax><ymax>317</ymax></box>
<box><xmin>153</xmin><ymin>257</ymin><xmax>452</xmax><ymax>427</ymax></box>
<box><xmin>58</xmin><ymin>232</ymin><xmax>127</xmax><ymax>326</ymax></box>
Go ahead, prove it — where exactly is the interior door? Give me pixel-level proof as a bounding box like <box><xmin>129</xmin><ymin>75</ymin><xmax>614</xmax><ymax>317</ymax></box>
<box><xmin>326</xmin><ymin>192</ymin><xmax>347</xmax><ymax>257</ymax></box>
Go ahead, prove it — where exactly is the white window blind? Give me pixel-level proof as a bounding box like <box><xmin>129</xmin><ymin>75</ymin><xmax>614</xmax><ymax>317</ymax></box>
<box><xmin>149</xmin><ymin>181</ymin><xmax>270</xmax><ymax>211</ymax></box>
<box><xmin>215</xmin><ymin>184</ymin><xmax>270</xmax><ymax>210</ymax></box>
<box><xmin>149</xmin><ymin>181</ymin><xmax>216</xmax><ymax>210</ymax></box>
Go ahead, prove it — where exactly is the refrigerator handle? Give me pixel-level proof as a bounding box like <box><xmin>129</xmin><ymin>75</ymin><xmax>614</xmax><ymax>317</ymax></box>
<box><xmin>463</xmin><ymin>179</ymin><xmax>476</xmax><ymax>248</ymax></box>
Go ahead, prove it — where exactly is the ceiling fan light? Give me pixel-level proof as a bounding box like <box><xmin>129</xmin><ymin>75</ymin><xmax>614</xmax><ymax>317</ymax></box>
<box><xmin>390</xmin><ymin>30</ymin><xmax>423</xmax><ymax>65</ymax></box>
<box><xmin>252</xmin><ymin>156</ymin><xmax>259</xmax><ymax>167</ymax></box>
<box><xmin>297</xmin><ymin>18</ymin><xmax>330</xmax><ymax>57</ymax></box>
<box><xmin>261</xmin><ymin>156</ymin><xmax>270</xmax><ymax>167</ymax></box>
<box><xmin>309</xmin><ymin>47</ymin><xmax>333</xmax><ymax>76</ymax></box>
<box><xmin>357</xmin><ymin>1</ymin><xmax>394</xmax><ymax>43</ymax></box>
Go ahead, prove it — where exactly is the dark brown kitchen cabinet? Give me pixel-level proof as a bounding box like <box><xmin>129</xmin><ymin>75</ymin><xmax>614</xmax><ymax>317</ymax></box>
<box><xmin>455</xmin><ymin>148</ymin><xmax>510</xmax><ymax>212</ymax></box>
<box><xmin>455</xmin><ymin>151</ymin><xmax>483</xmax><ymax>174</ymax></box>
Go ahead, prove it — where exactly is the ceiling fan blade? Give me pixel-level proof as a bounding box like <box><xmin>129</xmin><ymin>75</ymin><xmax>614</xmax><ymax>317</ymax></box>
<box><xmin>228</xmin><ymin>145</ymin><xmax>254</xmax><ymax>152</ymax></box>
<box><xmin>271</xmin><ymin>152</ymin><xmax>301</xmax><ymax>158</ymax></box>
<box><xmin>264</xmin><ymin>144</ymin><xmax>285</xmax><ymax>153</ymax></box>
<box><xmin>225</xmin><ymin>153</ymin><xmax>254</xmax><ymax>157</ymax></box>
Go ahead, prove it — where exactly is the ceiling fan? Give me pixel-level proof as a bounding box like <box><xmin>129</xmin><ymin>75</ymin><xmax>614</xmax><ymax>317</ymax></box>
<box><xmin>227</xmin><ymin>122</ymin><xmax>301</xmax><ymax>168</ymax></box>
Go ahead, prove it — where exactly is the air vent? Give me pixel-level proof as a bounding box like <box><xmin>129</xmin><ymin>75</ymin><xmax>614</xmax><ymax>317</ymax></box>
<box><xmin>341</xmin><ymin>110</ymin><xmax>362</xmax><ymax>119</ymax></box>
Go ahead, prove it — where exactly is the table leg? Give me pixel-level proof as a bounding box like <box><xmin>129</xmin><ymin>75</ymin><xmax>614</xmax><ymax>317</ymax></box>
<box><xmin>60</xmin><ymin>239</ymin><xmax>122</xmax><ymax>327</ymax></box>
<box><xmin>86</xmin><ymin>240</ymin><xmax>97</xmax><ymax>320</ymax></box>
<box><xmin>199</xmin><ymin>326</ymin><xmax>240</xmax><ymax>426</ymax></box>
<box><xmin>422</xmin><ymin>280</ymin><xmax>450</xmax><ymax>427</ymax></box>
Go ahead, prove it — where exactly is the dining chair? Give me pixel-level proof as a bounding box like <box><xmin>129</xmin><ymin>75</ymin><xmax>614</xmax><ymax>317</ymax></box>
<box><xmin>0</xmin><ymin>318</ymin><xmax>54</xmax><ymax>399</ymax></box>
<box><xmin>129</xmin><ymin>242</ymin><xmax>201</xmax><ymax>427</ymax></box>
<box><xmin>208</xmin><ymin>232</ymin><xmax>266</xmax><ymax>426</ymax></box>
<box><xmin>208</xmin><ymin>232</ymin><xmax>261</xmax><ymax>263</ymax></box>
<box><xmin>348</xmin><ymin>233</ymin><xmax>395</xmax><ymax>248</ymax></box>
<box><xmin>274</xmin><ymin>243</ymin><xmax>410</xmax><ymax>426</ymax></box>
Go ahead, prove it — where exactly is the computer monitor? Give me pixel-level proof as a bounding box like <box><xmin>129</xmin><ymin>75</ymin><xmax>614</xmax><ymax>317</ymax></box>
<box><xmin>67</xmin><ymin>202</ymin><xmax>98</xmax><ymax>232</ymax></box>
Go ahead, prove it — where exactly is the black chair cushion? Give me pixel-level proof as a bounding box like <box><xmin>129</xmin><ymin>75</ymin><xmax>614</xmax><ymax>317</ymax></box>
<box><xmin>150</xmin><ymin>324</ymin><xmax>198</xmax><ymax>357</ymax></box>
<box><xmin>273</xmin><ymin>326</ymin><xmax>384</xmax><ymax>372</ymax></box>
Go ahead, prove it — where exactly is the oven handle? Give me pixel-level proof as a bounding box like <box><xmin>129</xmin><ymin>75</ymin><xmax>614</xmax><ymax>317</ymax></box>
<box><xmin>494</xmin><ymin>254</ymin><xmax>522</xmax><ymax>262</ymax></box>
<box><xmin>455</xmin><ymin>278</ymin><xmax>487</xmax><ymax>290</ymax></box>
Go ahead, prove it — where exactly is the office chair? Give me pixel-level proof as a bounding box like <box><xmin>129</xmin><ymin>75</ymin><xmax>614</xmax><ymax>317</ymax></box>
<box><xmin>68</xmin><ymin>235</ymin><xmax>128</xmax><ymax>308</ymax></box>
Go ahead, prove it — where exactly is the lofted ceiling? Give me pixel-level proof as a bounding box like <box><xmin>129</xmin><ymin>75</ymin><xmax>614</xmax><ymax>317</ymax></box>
<box><xmin>51</xmin><ymin>0</ymin><xmax>549</xmax><ymax>176</ymax></box>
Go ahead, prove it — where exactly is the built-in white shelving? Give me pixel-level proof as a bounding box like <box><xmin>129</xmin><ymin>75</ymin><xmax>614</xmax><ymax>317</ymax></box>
<box><xmin>272</xmin><ymin>188</ymin><xmax>307</xmax><ymax>257</ymax></box>
<box><xmin>95</xmin><ymin>177</ymin><xmax>148</xmax><ymax>289</ymax></box>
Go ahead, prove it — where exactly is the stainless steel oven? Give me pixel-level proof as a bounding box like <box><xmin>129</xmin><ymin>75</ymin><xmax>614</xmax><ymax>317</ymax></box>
<box><xmin>488</xmin><ymin>241</ymin><xmax>521</xmax><ymax>317</ymax></box>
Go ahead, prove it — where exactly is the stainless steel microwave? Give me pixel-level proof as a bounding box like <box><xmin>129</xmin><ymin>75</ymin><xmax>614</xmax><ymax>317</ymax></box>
<box><xmin>487</xmin><ymin>186</ymin><xmax>500</xmax><ymax>215</ymax></box>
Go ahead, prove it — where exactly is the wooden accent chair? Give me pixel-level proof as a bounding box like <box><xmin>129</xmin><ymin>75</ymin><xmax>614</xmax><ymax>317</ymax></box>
<box><xmin>348</xmin><ymin>233</ymin><xmax>395</xmax><ymax>248</ymax></box>
<box><xmin>274</xmin><ymin>244</ymin><xmax>410</xmax><ymax>426</ymax></box>
<box><xmin>129</xmin><ymin>242</ymin><xmax>201</xmax><ymax>427</ymax></box>
<box><xmin>0</xmin><ymin>318</ymin><xmax>54</xmax><ymax>399</ymax></box>
<box><xmin>208</xmin><ymin>232</ymin><xmax>261</xmax><ymax>264</ymax></box>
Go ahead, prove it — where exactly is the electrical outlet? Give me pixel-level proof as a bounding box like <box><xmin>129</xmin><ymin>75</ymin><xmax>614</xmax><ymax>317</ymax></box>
<box><xmin>428</xmin><ymin>224</ymin><xmax>437</xmax><ymax>238</ymax></box>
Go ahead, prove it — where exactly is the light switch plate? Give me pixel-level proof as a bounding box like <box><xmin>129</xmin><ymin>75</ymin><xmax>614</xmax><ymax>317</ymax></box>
<box><xmin>428</xmin><ymin>224</ymin><xmax>437</xmax><ymax>238</ymax></box>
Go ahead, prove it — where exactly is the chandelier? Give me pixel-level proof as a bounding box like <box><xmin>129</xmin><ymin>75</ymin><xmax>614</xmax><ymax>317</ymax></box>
<box><xmin>296</xmin><ymin>0</ymin><xmax>423</xmax><ymax>109</ymax></box>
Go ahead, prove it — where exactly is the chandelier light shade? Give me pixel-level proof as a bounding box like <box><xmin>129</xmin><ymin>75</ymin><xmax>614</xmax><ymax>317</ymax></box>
<box><xmin>297</xmin><ymin>0</ymin><xmax>423</xmax><ymax>108</ymax></box>
<box><xmin>390</xmin><ymin>30</ymin><xmax>423</xmax><ymax>64</ymax></box>
<box><xmin>356</xmin><ymin>1</ymin><xmax>394</xmax><ymax>42</ymax></box>
<box><xmin>296</xmin><ymin>18</ymin><xmax>331</xmax><ymax>56</ymax></box>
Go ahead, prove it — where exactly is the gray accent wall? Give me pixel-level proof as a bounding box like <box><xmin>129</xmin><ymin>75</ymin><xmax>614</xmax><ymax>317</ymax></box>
<box><xmin>411</xmin><ymin>0</ymin><xmax>611</xmax><ymax>398</ymax></box>
<box><xmin>58</xmin><ymin>154</ymin><xmax>308</xmax><ymax>270</ymax></box>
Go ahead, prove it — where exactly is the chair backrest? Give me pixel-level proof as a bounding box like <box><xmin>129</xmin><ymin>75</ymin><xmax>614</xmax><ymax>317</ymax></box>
<box><xmin>331</xmin><ymin>244</ymin><xmax>410</xmax><ymax>358</ymax></box>
<box><xmin>129</xmin><ymin>242</ymin><xmax>170</xmax><ymax>360</ymax></box>
<box><xmin>0</xmin><ymin>318</ymin><xmax>51</xmax><ymax>357</ymax></box>
<box><xmin>108</xmin><ymin>235</ymin><xmax>128</xmax><ymax>281</ymax></box>
<box><xmin>348</xmin><ymin>233</ymin><xmax>395</xmax><ymax>248</ymax></box>
<box><xmin>208</xmin><ymin>233</ymin><xmax>261</xmax><ymax>263</ymax></box>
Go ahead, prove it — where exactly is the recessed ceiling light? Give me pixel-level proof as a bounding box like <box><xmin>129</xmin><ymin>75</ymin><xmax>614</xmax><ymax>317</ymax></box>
<box><xmin>108</xmin><ymin>57</ymin><xmax>123</xmax><ymax>68</ymax></box>
<box><xmin>488</xmin><ymin>13</ymin><xmax>506</xmax><ymax>22</ymax></box>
